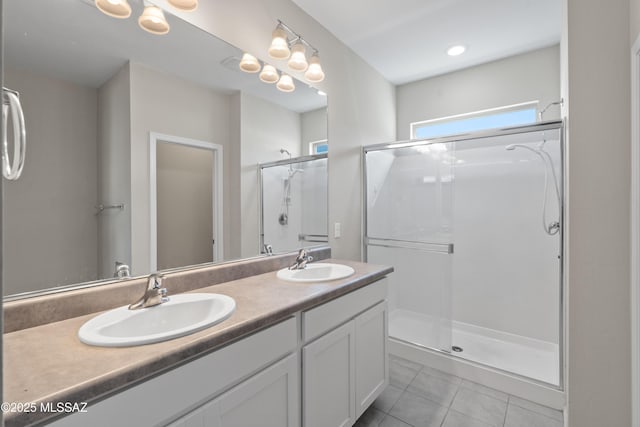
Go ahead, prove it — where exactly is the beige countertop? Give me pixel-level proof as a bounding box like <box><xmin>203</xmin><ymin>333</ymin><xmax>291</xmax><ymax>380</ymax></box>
<box><xmin>3</xmin><ymin>259</ymin><xmax>392</xmax><ymax>426</ymax></box>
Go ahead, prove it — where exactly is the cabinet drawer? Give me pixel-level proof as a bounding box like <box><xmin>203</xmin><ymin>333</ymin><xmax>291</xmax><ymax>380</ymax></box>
<box><xmin>302</xmin><ymin>278</ymin><xmax>387</xmax><ymax>343</ymax></box>
<box><xmin>49</xmin><ymin>317</ymin><xmax>297</xmax><ymax>427</ymax></box>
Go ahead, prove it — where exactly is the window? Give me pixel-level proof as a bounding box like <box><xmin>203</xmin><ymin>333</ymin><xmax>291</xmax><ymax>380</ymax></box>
<box><xmin>309</xmin><ymin>139</ymin><xmax>328</xmax><ymax>155</ymax></box>
<box><xmin>411</xmin><ymin>102</ymin><xmax>538</xmax><ymax>140</ymax></box>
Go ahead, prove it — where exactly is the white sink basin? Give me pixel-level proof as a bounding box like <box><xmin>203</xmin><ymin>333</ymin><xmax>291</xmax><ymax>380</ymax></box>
<box><xmin>78</xmin><ymin>293</ymin><xmax>235</xmax><ymax>347</ymax></box>
<box><xmin>276</xmin><ymin>263</ymin><xmax>355</xmax><ymax>283</ymax></box>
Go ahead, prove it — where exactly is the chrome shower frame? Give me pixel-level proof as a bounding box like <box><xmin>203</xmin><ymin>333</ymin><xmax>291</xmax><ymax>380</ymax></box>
<box><xmin>362</xmin><ymin>120</ymin><xmax>566</xmax><ymax>391</ymax></box>
<box><xmin>258</xmin><ymin>153</ymin><xmax>328</xmax><ymax>255</ymax></box>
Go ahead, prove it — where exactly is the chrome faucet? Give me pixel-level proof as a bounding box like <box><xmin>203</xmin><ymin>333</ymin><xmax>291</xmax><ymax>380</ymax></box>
<box><xmin>114</xmin><ymin>261</ymin><xmax>131</xmax><ymax>279</ymax></box>
<box><xmin>289</xmin><ymin>248</ymin><xmax>313</xmax><ymax>270</ymax></box>
<box><xmin>128</xmin><ymin>273</ymin><xmax>169</xmax><ymax>310</ymax></box>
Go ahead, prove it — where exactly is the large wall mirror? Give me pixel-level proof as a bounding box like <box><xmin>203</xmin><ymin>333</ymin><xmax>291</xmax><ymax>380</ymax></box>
<box><xmin>3</xmin><ymin>0</ymin><xmax>328</xmax><ymax>298</ymax></box>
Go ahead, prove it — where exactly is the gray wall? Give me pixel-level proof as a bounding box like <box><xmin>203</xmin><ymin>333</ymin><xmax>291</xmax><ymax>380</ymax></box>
<box><xmin>565</xmin><ymin>0</ymin><xmax>631</xmax><ymax>426</ymax></box>
<box><xmin>633</xmin><ymin>0</ymin><xmax>640</xmax><ymax>44</ymax></box>
<box><xmin>239</xmin><ymin>92</ymin><xmax>301</xmax><ymax>258</ymax></box>
<box><xmin>4</xmin><ymin>68</ymin><xmax>98</xmax><ymax>294</ymax></box>
<box><xmin>301</xmin><ymin>107</ymin><xmax>328</xmax><ymax>154</ymax></box>
<box><xmin>159</xmin><ymin>0</ymin><xmax>397</xmax><ymax>262</ymax></box>
<box><xmin>630</xmin><ymin>3</ymin><xmax>640</xmax><ymax>422</ymax></box>
<box><xmin>97</xmin><ymin>64</ymin><xmax>131</xmax><ymax>279</ymax></box>
<box><xmin>228</xmin><ymin>93</ymin><xmax>242</xmax><ymax>260</ymax></box>
<box><xmin>396</xmin><ymin>45</ymin><xmax>560</xmax><ymax>141</ymax></box>
<box><xmin>128</xmin><ymin>62</ymin><xmax>232</xmax><ymax>275</ymax></box>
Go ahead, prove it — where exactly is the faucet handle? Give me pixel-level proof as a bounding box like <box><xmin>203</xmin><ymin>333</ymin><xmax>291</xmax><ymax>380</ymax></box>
<box><xmin>147</xmin><ymin>273</ymin><xmax>165</xmax><ymax>290</ymax></box>
<box><xmin>296</xmin><ymin>248</ymin><xmax>308</xmax><ymax>261</ymax></box>
<box><xmin>159</xmin><ymin>287</ymin><xmax>169</xmax><ymax>304</ymax></box>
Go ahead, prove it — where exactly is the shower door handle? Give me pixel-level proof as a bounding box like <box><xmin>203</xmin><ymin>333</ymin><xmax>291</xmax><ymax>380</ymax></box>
<box><xmin>2</xmin><ymin>88</ymin><xmax>26</xmax><ymax>180</ymax></box>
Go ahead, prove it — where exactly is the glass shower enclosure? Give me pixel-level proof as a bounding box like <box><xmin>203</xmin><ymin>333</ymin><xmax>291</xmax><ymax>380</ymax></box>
<box><xmin>260</xmin><ymin>153</ymin><xmax>328</xmax><ymax>254</ymax></box>
<box><xmin>364</xmin><ymin>122</ymin><xmax>563</xmax><ymax>387</ymax></box>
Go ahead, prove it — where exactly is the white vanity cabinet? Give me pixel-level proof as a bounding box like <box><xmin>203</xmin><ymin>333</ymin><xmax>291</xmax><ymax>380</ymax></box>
<box><xmin>302</xmin><ymin>279</ymin><xmax>388</xmax><ymax>427</ymax></box>
<box><xmin>48</xmin><ymin>318</ymin><xmax>298</xmax><ymax>427</ymax></box>
<box><xmin>46</xmin><ymin>277</ymin><xmax>388</xmax><ymax>427</ymax></box>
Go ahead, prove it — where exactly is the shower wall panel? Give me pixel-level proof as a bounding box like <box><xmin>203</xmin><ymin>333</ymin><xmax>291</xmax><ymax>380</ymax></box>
<box><xmin>452</xmin><ymin>133</ymin><xmax>561</xmax><ymax>343</ymax></box>
<box><xmin>261</xmin><ymin>157</ymin><xmax>327</xmax><ymax>255</ymax></box>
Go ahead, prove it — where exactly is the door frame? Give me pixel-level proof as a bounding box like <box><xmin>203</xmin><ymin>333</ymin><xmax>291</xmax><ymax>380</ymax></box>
<box><xmin>149</xmin><ymin>132</ymin><xmax>223</xmax><ymax>271</ymax></box>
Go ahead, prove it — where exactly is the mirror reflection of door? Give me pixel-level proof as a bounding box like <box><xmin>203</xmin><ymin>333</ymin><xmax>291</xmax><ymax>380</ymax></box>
<box><xmin>156</xmin><ymin>141</ymin><xmax>215</xmax><ymax>270</ymax></box>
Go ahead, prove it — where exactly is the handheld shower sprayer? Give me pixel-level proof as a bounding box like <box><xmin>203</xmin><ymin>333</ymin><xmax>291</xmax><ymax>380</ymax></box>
<box><xmin>505</xmin><ymin>142</ymin><xmax>561</xmax><ymax>236</ymax></box>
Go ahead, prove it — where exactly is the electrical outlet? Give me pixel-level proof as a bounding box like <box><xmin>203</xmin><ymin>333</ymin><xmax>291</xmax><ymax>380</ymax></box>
<box><xmin>334</xmin><ymin>222</ymin><xmax>341</xmax><ymax>238</ymax></box>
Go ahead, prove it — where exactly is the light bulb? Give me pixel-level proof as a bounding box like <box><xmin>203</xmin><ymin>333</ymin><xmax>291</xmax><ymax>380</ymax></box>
<box><xmin>304</xmin><ymin>52</ymin><xmax>325</xmax><ymax>83</ymax></box>
<box><xmin>138</xmin><ymin>4</ymin><xmax>170</xmax><ymax>35</ymax></box>
<box><xmin>239</xmin><ymin>53</ymin><xmax>261</xmax><ymax>73</ymax></box>
<box><xmin>288</xmin><ymin>41</ymin><xmax>308</xmax><ymax>71</ymax></box>
<box><xmin>268</xmin><ymin>26</ymin><xmax>290</xmax><ymax>59</ymax></box>
<box><xmin>277</xmin><ymin>74</ymin><xmax>295</xmax><ymax>92</ymax></box>
<box><xmin>259</xmin><ymin>64</ymin><xmax>279</xmax><ymax>84</ymax></box>
<box><xmin>168</xmin><ymin>0</ymin><xmax>198</xmax><ymax>11</ymax></box>
<box><xmin>95</xmin><ymin>0</ymin><xmax>131</xmax><ymax>18</ymax></box>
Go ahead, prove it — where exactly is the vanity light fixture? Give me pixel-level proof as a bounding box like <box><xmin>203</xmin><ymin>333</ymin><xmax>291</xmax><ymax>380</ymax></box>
<box><xmin>239</xmin><ymin>53</ymin><xmax>261</xmax><ymax>73</ymax></box>
<box><xmin>259</xmin><ymin>64</ymin><xmax>280</xmax><ymax>83</ymax></box>
<box><xmin>95</xmin><ymin>0</ymin><xmax>197</xmax><ymax>35</ymax></box>
<box><xmin>288</xmin><ymin>41</ymin><xmax>308</xmax><ymax>71</ymax></box>
<box><xmin>138</xmin><ymin>1</ymin><xmax>170</xmax><ymax>35</ymax></box>
<box><xmin>276</xmin><ymin>74</ymin><xmax>295</xmax><ymax>92</ymax></box>
<box><xmin>168</xmin><ymin>0</ymin><xmax>198</xmax><ymax>11</ymax></box>
<box><xmin>239</xmin><ymin>20</ymin><xmax>326</xmax><ymax>93</ymax></box>
<box><xmin>268</xmin><ymin>20</ymin><xmax>326</xmax><ymax>83</ymax></box>
<box><xmin>304</xmin><ymin>52</ymin><xmax>325</xmax><ymax>83</ymax></box>
<box><xmin>268</xmin><ymin>24</ymin><xmax>291</xmax><ymax>59</ymax></box>
<box><xmin>95</xmin><ymin>0</ymin><xmax>132</xmax><ymax>18</ymax></box>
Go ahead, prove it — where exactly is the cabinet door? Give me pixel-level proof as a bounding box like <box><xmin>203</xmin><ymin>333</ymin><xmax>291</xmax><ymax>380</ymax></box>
<box><xmin>303</xmin><ymin>320</ymin><xmax>356</xmax><ymax>427</ymax></box>
<box><xmin>355</xmin><ymin>301</ymin><xmax>388</xmax><ymax>418</ymax></box>
<box><xmin>200</xmin><ymin>353</ymin><xmax>299</xmax><ymax>427</ymax></box>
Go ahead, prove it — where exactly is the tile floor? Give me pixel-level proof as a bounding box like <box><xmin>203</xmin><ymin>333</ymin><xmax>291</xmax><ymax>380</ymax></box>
<box><xmin>355</xmin><ymin>356</ymin><xmax>563</xmax><ymax>427</ymax></box>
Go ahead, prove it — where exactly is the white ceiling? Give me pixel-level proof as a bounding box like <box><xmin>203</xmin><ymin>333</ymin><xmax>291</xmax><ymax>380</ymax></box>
<box><xmin>292</xmin><ymin>0</ymin><xmax>562</xmax><ymax>85</ymax></box>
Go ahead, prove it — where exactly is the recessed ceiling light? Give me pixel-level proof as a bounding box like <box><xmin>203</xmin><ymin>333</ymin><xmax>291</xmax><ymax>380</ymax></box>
<box><xmin>447</xmin><ymin>45</ymin><xmax>466</xmax><ymax>56</ymax></box>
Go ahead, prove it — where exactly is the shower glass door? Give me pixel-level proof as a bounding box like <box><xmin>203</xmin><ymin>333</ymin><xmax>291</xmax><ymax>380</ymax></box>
<box><xmin>260</xmin><ymin>154</ymin><xmax>328</xmax><ymax>254</ymax></box>
<box><xmin>364</xmin><ymin>122</ymin><xmax>563</xmax><ymax>387</ymax></box>
<box><xmin>449</xmin><ymin>127</ymin><xmax>562</xmax><ymax>386</ymax></box>
<box><xmin>364</xmin><ymin>141</ymin><xmax>454</xmax><ymax>352</ymax></box>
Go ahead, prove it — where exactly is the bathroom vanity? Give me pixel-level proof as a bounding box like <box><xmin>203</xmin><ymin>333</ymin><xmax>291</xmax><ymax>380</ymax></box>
<box><xmin>3</xmin><ymin>255</ymin><xmax>391</xmax><ymax>427</ymax></box>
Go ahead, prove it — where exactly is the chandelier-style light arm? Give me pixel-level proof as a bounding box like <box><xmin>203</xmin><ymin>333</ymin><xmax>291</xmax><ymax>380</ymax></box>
<box><xmin>276</xmin><ymin>20</ymin><xmax>319</xmax><ymax>54</ymax></box>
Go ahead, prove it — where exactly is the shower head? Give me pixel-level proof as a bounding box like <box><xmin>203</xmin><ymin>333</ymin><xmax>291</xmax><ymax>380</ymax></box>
<box><xmin>280</xmin><ymin>148</ymin><xmax>291</xmax><ymax>156</ymax></box>
<box><xmin>505</xmin><ymin>144</ymin><xmax>516</xmax><ymax>151</ymax></box>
